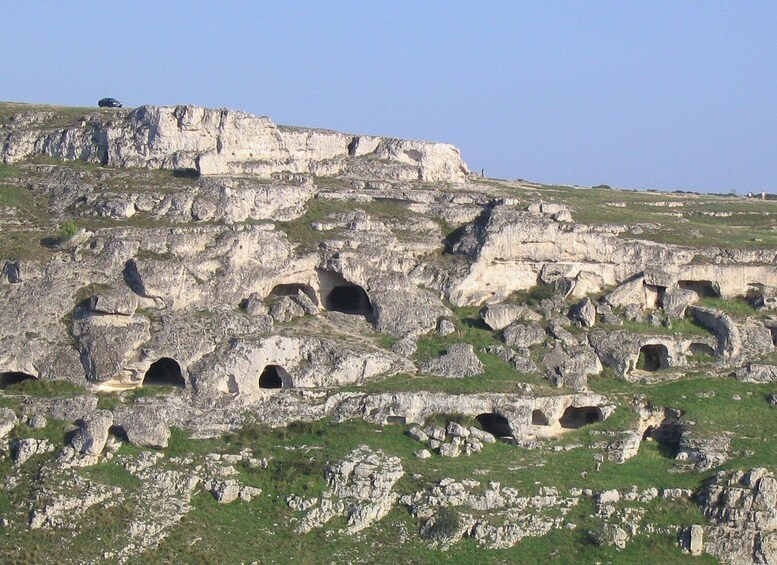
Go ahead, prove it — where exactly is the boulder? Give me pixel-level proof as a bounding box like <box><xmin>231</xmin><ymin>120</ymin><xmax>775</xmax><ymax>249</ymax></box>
<box><xmin>70</xmin><ymin>410</ymin><xmax>113</xmax><ymax>456</ymax></box>
<box><xmin>291</xmin><ymin>290</ymin><xmax>320</xmax><ymax>316</ymax></box>
<box><xmin>437</xmin><ymin>319</ymin><xmax>456</xmax><ymax>337</ymax></box>
<box><xmin>391</xmin><ymin>336</ymin><xmax>417</xmax><ymax>357</ymax></box>
<box><xmin>27</xmin><ymin>414</ymin><xmax>47</xmax><ymax>430</ymax></box>
<box><xmin>662</xmin><ymin>288</ymin><xmax>696</xmax><ymax>319</ymax></box>
<box><xmin>503</xmin><ymin>323</ymin><xmax>546</xmax><ymax>348</ymax></box>
<box><xmin>241</xmin><ymin>293</ymin><xmax>269</xmax><ymax>316</ymax></box>
<box><xmin>115</xmin><ymin>409</ymin><xmax>170</xmax><ymax>449</ymax></box>
<box><xmin>675</xmin><ymin>432</ymin><xmax>730</xmax><ymax>471</ymax></box>
<box><xmin>11</xmin><ymin>438</ymin><xmax>54</xmax><ymax>465</ymax></box>
<box><xmin>210</xmin><ymin>479</ymin><xmax>241</xmax><ymax>504</ymax></box>
<box><xmin>446</xmin><ymin>422</ymin><xmax>470</xmax><ymax>439</ymax></box>
<box><xmin>480</xmin><ymin>303</ymin><xmax>541</xmax><ymax>331</ymax></box>
<box><xmin>439</xmin><ymin>441</ymin><xmax>461</xmax><ymax>458</ymax></box>
<box><xmin>421</xmin><ymin>344</ymin><xmax>483</xmax><ymax>378</ymax></box>
<box><xmin>88</xmin><ymin>288</ymin><xmax>139</xmax><ymax>316</ymax></box>
<box><xmin>0</xmin><ymin>408</ymin><xmax>18</xmax><ymax>439</ymax></box>
<box><xmin>569</xmin><ymin>297</ymin><xmax>596</xmax><ymax>328</ymax></box>
<box><xmin>270</xmin><ymin>296</ymin><xmax>305</xmax><ymax>322</ymax></box>
<box><xmin>603</xmin><ymin>275</ymin><xmax>646</xmax><ymax>308</ymax></box>
<box><xmin>407</xmin><ymin>427</ymin><xmax>429</xmax><ymax>442</ymax></box>
<box><xmin>689</xmin><ymin>524</ymin><xmax>704</xmax><ymax>557</ymax></box>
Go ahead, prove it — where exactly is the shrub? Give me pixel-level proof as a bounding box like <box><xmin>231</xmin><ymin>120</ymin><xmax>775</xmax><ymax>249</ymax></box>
<box><xmin>423</xmin><ymin>507</ymin><xmax>461</xmax><ymax>541</ymax></box>
<box><xmin>509</xmin><ymin>284</ymin><xmax>557</xmax><ymax>306</ymax></box>
<box><xmin>58</xmin><ymin>219</ymin><xmax>78</xmax><ymax>242</ymax></box>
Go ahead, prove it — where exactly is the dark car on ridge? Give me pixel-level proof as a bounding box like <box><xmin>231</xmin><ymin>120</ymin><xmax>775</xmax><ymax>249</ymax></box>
<box><xmin>98</xmin><ymin>98</ymin><xmax>122</xmax><ymax>108</ymax></box>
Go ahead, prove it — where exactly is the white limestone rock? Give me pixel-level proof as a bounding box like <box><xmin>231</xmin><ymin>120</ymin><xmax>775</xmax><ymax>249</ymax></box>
<box><xmin>420</xmin><ymin>343</ymin><xmax>483</xmax><ymax>378</ymax></box>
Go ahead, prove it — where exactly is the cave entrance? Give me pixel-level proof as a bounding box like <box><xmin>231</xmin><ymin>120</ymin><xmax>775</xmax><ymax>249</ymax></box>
<box><xmin>637</xmin><ymin>344</ymin><xmax>669</xmax><ymax>372</ymax></box>
<box><xmin>678</xmin><ymin>280</ymin><xmax>720</xmax><ymax>299</ymax></box>
<box><xmin>559</xmin><ymin>406</ymin><xmax>603</xmax><ymax>429</ymax></box>
<box><xmin>0</xmin><ymin>371</ymin><xmax>37</xmax><ymax>389</ymax></box>
<box><xmin>143</xmin><ymin>358</ymin><xmax>185</xmax><ymax>388</ymax></box>
<box><xmin>476</xmin><ymin>413</ymin><xmax>512</xmax><ymax>438</ymax></box>
<box><xmin>259</xmin><ymin>365</ymin><xmax>291</xmax><ymax>389</ymax></box>
<box><xmin>643</xmin><ymin>419</ymin><xmax>684</xmax><ymax>458</ymax></box>
<box><xmin>269</xmin><ymin>283</ymin><xmax>318</xmax><ymax>305</ymax></box>
<box><xmin>531</xmin><ymin>410</ymin><xmax>550</xmax><ymax>426</ymax></box>
<box><xmin>688</xmin><ymin>342</ymin><xmax>715</xmax><ymax>357</ymax></box>
<box><xmin>325</xmin><ymin>285</ymin><xmax>373</xmax><ymax>316</ymax></box>
<box><xmin>318</xmin><ymin>270</ymin><xmax>374</xmax><ymax>318</ymax></box>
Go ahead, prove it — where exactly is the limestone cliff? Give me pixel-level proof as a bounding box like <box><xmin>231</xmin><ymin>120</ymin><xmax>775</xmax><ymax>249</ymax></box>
<box><xmin>1</xmin><ymin>104</ymin><xmax>469</xmax><ymax>182</ymax></box>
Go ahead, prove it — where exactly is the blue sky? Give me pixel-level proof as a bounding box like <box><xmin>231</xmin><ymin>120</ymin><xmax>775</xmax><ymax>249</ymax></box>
<box><xmin>3</xmin><ymin>1</ymin><xmax>777</xmax><ymax>193</ymax></box>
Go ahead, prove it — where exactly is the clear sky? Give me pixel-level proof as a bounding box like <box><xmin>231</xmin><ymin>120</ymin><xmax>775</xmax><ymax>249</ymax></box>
<box><xmin>3</xmin><ymin>1</ymin><xmax>777</xmax><ymax>193</ymax></box>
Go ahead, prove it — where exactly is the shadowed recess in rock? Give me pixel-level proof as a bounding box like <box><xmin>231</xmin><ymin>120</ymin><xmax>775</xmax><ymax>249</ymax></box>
<box><xmin>637</xmin><ymin>344</ymin><xmax>669</xmax><ymax>372</ymax></box>
<box><xmin>269</xmin><ymin>283</ymin><xmax>318</xmax><ymax>305</ymax></box>
<box><xmin>475</xmin><ymin>413</ymin><xmax>512</xmax><ymax>437</ymax></box>
<box><xmin>0</xmin><ymin>371</ymin><xmax>37</xmax><ymax>389</ymax></box>
<box><xmin>643</xmin><ymin>419</ymin><xmax>684</xmax><ymax>458</ymax></box>
<box><xmin>689</xmin><ymin>342</ymin><xmax>715</xmax><ymax>357</ymax></box>
<box><xmin>325</xmin><ymin>285</ymin><xmax>373</xmax><ymax>316</ymax></box>
<box><xmin>559</xmin><ymin>406</ymin><xmax>602</xmax><ymax>429</ymax></box>
<box><xmin>679</xmin><ymin>280</ymin><xmax>720</xmax><ymax>298</ymax></box>
<box><xmin>531</xmin><ymin>409</ymin><xmax>550</xmax><ymax>426</ymax></box>
<box><xmin>143</xmin><ymin>358</ymin><xmax>185</xmax><ymax>388</ymax></box>
<box><xmin>258</xmin><ymin>365</ymin><xmax>291</xmax><ymax>389</ymax></box>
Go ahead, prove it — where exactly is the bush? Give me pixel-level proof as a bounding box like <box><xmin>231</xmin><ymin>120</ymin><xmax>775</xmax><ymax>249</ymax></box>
<box><xmin>58</xmin><ymin>220</ymin><xmax>78</xmax><ymax>242</ymax></box>
<box><xmin>423</xmin><ymin>507</ymin><xmax>461</xmax><ymax>541</ymax></box>
<box><xmin>509</xmin><ymin>284</ymin><xmax>557</xmax><ymax>306</ymax></box>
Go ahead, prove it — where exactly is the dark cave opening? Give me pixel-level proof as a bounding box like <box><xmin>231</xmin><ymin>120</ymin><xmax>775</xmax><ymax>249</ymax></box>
<box><xmin>531</xmin><ymin>409</ymin><xmax>550</xmax><ymax>426</ymax></box>
<box><xmin>678</xmin><ymin>280</ymin><xmax>720</xmax><ymax>298</ymax></box>
<box><xmin>637</xmin><ymin>344</ymin><xmax>669</xmax><ymax>372</ymax></box>
<box><xmin>476</xmin><ymin>413</ymin><xmax>512</xmax><ymax>438</ymax></box>
<box><xmin>259</xmin><ymin>365</ymin><xmax>290</xmax><ymax>389</ymax></box>
<box><xmin>142</xmin><ymin>358</ymin><xmax>185</xmax><ymax>388</ymax></box>
<box><xmin>0</xmin><ymin>371</ymin><xmax>37</xmax><ymax>389</ymax></box>
<box><xmin>559</xmin><ymin>406</ymin><xmax>603</xmax><ymax>429</ymax></box>
<box><xmin>325</xmin><ymin>284</ymin><xmax>373</xmax><ymax>316</ymax></box>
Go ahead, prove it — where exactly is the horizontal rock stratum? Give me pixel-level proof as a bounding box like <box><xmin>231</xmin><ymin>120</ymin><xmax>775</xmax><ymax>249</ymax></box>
<box><xmin>1</xmin><ymin>104</ymin><xmax>469</xmax><ymax>182</ymax></box>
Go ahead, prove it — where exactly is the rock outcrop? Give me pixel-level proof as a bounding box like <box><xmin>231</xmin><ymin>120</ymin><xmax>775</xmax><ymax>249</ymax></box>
<box><xmin>698</xmin><ymin>468</ymin><xmax>777</xmax><ymax>564</ymax></box>
<box><xmin>1</xmin><ymin>105</ymin><xmax>469</xmax><ymax>183</ymax></box>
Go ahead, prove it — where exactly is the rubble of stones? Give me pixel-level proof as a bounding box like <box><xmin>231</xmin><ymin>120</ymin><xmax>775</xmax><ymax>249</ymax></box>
<box><xmin>0</xmin><ymin>103</ymin><xmax>776</xmax><ymax>562</ymax></box>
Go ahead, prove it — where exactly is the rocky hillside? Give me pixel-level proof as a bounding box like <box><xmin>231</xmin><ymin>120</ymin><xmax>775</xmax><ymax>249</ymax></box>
<box><xmin>0</xmin><ymin>101</ymin><xmax>776</xmax><ymax>564</ymax></box>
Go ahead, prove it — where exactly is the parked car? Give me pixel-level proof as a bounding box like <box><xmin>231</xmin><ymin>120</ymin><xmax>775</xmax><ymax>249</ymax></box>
<box><xmin>98</xmin><ymin>97</ymin><xmax>122</xmax><ymax>108</ymax></box>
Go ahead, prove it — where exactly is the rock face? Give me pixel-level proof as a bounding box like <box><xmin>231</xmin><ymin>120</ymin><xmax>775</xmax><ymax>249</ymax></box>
<box><xmin>1</xmin><ymin>101</ymin><xmax>777</xmax><ymax>562</ymax></box>
<box><xmin>735</xmin><ymin>364</ymin><xmax>777</xmax><ymax>383</ymax></box>
<box><xmin>698</xmin><ymin>468</ymin><xmax>777</xmax><ymax>564</ymax></box>
<box><xmin>1</xmin><ymin>105</ymin><xmax>469</xmax><ymax>183</ymax></box>
<box><xmin>290</xmin><ymin>446</ymin><xmax>404</xmax><ymax>534</ymax></box>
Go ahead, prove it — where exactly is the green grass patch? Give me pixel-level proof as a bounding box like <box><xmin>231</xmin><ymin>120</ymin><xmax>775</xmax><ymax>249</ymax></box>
<box><xmin>696</xmin><ymin>296</ymin><xmax>757</xmax><ymax>318</ymax></box>
<box><xmin>81</xmin><ymin>461</ymin><xmax>142</xmax><ymax>489</ymax></box>
<box><xmin>0</xmin><ymin>378</ymin><xmax>86</xmax><ymax>397</ymax></box>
